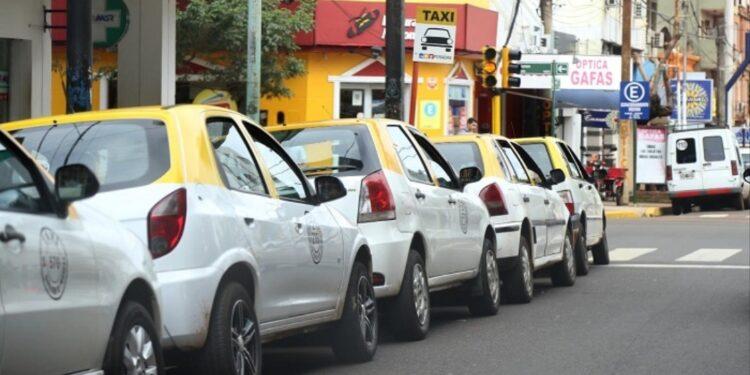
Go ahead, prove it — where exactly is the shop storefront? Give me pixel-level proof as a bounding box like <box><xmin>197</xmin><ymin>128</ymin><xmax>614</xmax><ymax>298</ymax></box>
<box><xmin>260</xmin><ymin>0</ymin><xmax>498</xmax><ymax>137</ymax></box>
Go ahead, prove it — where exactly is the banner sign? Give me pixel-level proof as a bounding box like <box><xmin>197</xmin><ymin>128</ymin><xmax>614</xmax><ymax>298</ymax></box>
<box><xmin>517</xmin><ymin>54</ymin><xmax>621</xmax><ymax>90</ymax></box>
<box><xmin>619</xmin><ymin>81</ymin><xmax>650</xmax><ymax>120</ymax></box>
<box><xmin>670</xmin><ymin>79</ymin><xmax>713</xmax><ymax>122</ymax></box>
<box><xmin>636</xmin><ymin>127</ymin><xmax>667</xmax><ymax>184</ymax></box>
<box><xmin>413</xmin><ymin>7</ymin><xmax>457</xmax><ymax>64</ymax></box>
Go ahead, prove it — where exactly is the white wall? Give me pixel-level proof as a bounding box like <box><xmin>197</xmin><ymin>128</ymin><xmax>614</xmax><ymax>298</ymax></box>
<box><xmin>0</xmin><ymin>0</ymin><xmax>52</xmax><ymax>119</ymax></box>
<box><xmin>554</xmin><ymin>0</ymin><xmax>648</xmax><ymax>55</ymax></box>
<box><xmin>491</xmin><ymin>0</ymin><xmax>544</xmax><ymax>52</ymax></box>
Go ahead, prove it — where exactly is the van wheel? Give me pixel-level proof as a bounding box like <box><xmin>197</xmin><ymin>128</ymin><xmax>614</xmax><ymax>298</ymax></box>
<box><xmin>104</xmin><ymin>301</ymin><xmax>164</xmax><ymax>375</ymax></box>
<box><xmin>574</xmin><ymin>226</ymin><xmax>590</xmax><ymax>276</ymax></box>
<box><xmin>501</xmin><ymin>235</ymin><xmax>533</xmax><ymax>304</ymax></box>
<box><xmin>467</xmin><ymin>237</ymin><xmax>501</xmax><ymax>316</ymax></box>
<box><xmin>733</xmin><ymin>193</ymin><xmax>746</xmax><ymax>210</ymax></box>
<box><xmin>550</xmin><ymin>233</ymin><xmax>576</xmax><ymax>287</ymax></box>
<box><xmin>671</xmin><ymin>199</ymin><xmax>683</xmax><ymax>215</ymax></box>
<box><xmin>591</xmin><ymin>231</ymin><xmax>610</xmax><ymax>265</ymax></box>
<box><xmin>389</xmin><ymin>250</ymin><xmax>430</xmax><ymax>341</ymax></box>
<box><xmin>197</xmin><ymin>282</ymin><xmax>260</xmax><ymax>375</ymax></box>
<box><xmin>332</xmin><ymin>261</ymin><xmax>378</xmax><ymax>363</ymax></box>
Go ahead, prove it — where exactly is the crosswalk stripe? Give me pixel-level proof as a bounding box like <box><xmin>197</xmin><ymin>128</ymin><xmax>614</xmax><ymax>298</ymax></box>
<box><xmin>676</xmin><ymin>248</ymin><xmax>742</xmax><ymax>262</ymax></box>
<box><xmin>606</xmin><ymin>263</ymin><xmax>750</xmax><ymax>270</ymax></box>
<box><xmin>609</xmin><ymin>248</ymin><xmax>657</xmax><ymax>261</ymax></box>
<box><xmin>699</xmin><ymin>214</ymin><xmax>729</xmax><ymax>218</ymax></box>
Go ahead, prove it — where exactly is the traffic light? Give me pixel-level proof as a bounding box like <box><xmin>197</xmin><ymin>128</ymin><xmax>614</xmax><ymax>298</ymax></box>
<box><xmin>501</xmin><ymin>46</ymin><xmax>522</xmax><ymax>88</ymax></box>
<box><xmin>481</xmin><ymin>46</ymin><xmax>498</xmax><ymax>88</ymax></box>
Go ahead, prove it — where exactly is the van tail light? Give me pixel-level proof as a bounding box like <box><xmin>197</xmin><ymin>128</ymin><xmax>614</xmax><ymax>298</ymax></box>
<box><xmin>558</xmin><ymin>190</ymin><xmax>574</xmax><ymax>215</ymax></box>
<box><xmin>666</xmin><ymin>165</ymin><xmax>673</xmax><ymax>181</ymax></box>
<box><xmin>731</xmin><ymin>160</ymin><xmax>738</xmax><ymax>176</ymax></box>
<box><xmin>148</xmin><ymin>188</ymin><xmax>187</xmax><ymax>259</ymax></box>
<box><xmin>358</xmin><ymin>170</ymin><xmax>396</xmax><ymax>223</ymax></box>
<box><xmin>478</xmin><ymin>183</ymin><xmax>508</xmax><ymax>216</ymax></box>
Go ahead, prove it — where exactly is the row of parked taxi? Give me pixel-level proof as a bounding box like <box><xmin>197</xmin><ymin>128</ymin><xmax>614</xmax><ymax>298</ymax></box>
<box><xmin>0</xmin><ymin>105</ymin><xmax>609</xmax><ymax>375</ymax></box>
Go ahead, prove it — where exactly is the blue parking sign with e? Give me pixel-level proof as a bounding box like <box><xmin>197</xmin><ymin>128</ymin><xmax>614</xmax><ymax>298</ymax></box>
<box><xmin>424</xmin><ymin>102</ymin><xmax>437</xmax><ymax>117</ymax></box>
<box><xmin>619</xmin><ymin>81</ymin><xmax>650</xmax><ymax>121</ymax></box>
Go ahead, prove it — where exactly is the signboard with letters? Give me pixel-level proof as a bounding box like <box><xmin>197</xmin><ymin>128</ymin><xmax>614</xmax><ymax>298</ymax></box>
<box><xmin>636</xmin><ymin>127</ymin><xmax>667</xmax><ymax>184</ymax></box>
<box><xmin>619</xmin><ymin>81</ymin><xmax>650</xmax><ymax>120</ymax></box>
<box><xmin>516</xmin><ymin>54</ymin><xmax>621</xmax><ymax>90</ymax></box>
<box><xmin>413</xmin><ymin>7</ymin><xmax>457</xmax><ymax>64</ymax></box>
<box><xmin>670</xmin><ymin>79</ymin><xmax>713</xmax><ymax>122</ymax></box>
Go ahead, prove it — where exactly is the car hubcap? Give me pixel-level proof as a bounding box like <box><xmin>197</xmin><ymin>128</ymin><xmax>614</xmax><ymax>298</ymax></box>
<box><xmin>231</xmin><ymin>300</ymin><xmax>258</xmax><ymax>375</ymax></box>
<box><xmin>357</xmin><ymin>275</ymin><xmax>377</xmax><ymax>346</ymax></box>
<box><xmin>412</xmin><ymin>263</ymin><xmax>429</xmax><ymax>327</ymax></box>
<box><xmin>123</xmin><ymin>325</ymin><xmax>157</xmax><ymax>375</ymax></box>
<box><xmin>565</xmin><ymin>239</ymin><xmax>575</xmax><ymax>276</ymax></box>
<box><xmin>521</xmin><ymin>246</ymin><xmax>532</xmax><ymax>296</ymax></box>
<box><xmin>486</xmin><ymin>250</ymin><xmax>500</xmax><ymax>303</ymax></box>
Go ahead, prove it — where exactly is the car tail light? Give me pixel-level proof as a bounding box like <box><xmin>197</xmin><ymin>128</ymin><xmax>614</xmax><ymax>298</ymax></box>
<box><xmin>666</xmin><ymin>165</ymin><xmax>673</xmax><ymax>181</ymax></box>
<box><xmin>479</xmin><ymin>183</ymin><xmax>508</xmax><ymax>216</ymax></box>
<box><xmin>558</xmin><ymin>190</ymin><xmax>574</xmax><ymax>215</ymax></box>
<box><xmin>731</xmin><ymin>160</ymin><xmax>738</xmax><ymax>176</ymax></box>
<box><xmin>358</xmin><ymin>170</ymin><xmax>396</xmax><ymax>223</ymax></box>
<box><xmin>148</xmin><ymin>188</ymin><xmax>187</xmax><ymax>258</ymax></box>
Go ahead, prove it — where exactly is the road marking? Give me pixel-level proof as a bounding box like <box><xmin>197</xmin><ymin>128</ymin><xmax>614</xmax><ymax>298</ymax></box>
<box><xmin>699</xmin><ymin>214</ymin><xmax>729</xmax><ymax>218</ymax></box>
<box><xmin>609</xmin><ymin>248</ymin><xmax>657</xmax><ymax>261</ymax></box>
<box><xmin>605</xmin><ymin>263</ymin><xmax>750</xmax><ymax>270</ymax></box>
<box><xmin>676</xmin><ymin>248</ymin><xmax>742</xmax><ymax>262</ymax></box>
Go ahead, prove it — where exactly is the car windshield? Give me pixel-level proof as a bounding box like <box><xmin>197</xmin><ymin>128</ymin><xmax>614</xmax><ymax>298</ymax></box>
<box><xmin>519</xmin><ymin>143</ymin><xmax>554</xmax><ymax>178</ymax></box>
<box><xmin>434</xmin><ymin>142</ymin><xmax>484</xmax><ymax>175</ymax></box>
<box><xmin>426</xmin><ymin>28</ymin><xmax>450</xmax><ymax>38</ymax></box>
<box><xmin>11</xmin><ymin>120</ymin><xmax>170</xmax><ymax>192</ymax></box>
<box><xmin>271</xmin><ymin>125</ymin><xmax>380</xmax><ymax>177</ymax></box>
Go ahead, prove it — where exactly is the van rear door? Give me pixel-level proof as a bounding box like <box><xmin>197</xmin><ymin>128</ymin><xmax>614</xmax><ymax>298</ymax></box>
<box><xmin>671</xmin><ymin>136</ymin><xmax>703</xmax><ymax>192</ymax></box>
<box><xmin>700</xmin><ymin>134</ymin><xmax>731</xmax><ymax>190</ymax></box>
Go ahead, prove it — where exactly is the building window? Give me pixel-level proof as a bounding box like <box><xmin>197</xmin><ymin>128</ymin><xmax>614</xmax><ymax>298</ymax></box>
<box><xmin>447</xmin><ymin>84</ymin><xmax>470</xmax><ymax>135</ymax></box>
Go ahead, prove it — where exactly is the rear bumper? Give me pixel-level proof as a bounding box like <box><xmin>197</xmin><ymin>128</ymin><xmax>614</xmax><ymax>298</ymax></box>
<box><xmin>668</xmin><ymin>187</ymin><xmax>741</xmax><ymax>199</ymax></box>
<box><xmin>359</xmin><ymin>221</ymin><xmax>413</xmax><ymax>299</ymax></box>
<box><xmin>492</xmin><ymin>221</ymin><xmax>523</xmax><ymax>259</ymax></box>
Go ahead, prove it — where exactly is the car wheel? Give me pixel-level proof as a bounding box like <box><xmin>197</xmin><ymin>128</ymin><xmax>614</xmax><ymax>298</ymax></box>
<box><xmin>103</xmin><ymin>301</ymin><xmax>164</xmax><ymax>375</ymax></box>
<box><xmin>467</xmin><ymin>237</ymin><xmax>501</xmax><ymax>316</ymax></box>
<box><xmin>197</xmin><ymin>282</ymin><xmax>261</xmax><ymax>375</ymax></box>
<box><xmin>390</xmin><ymin>250</ymin><xmax>430</xmax><ymax>341</ymax></box>
<box><xmin>550</xmin><ymin>232</ymin><xmax>576</xmax><ymax>287</ymax></box>
<box><xmin>591</xmin><ymin>230</ymin><xmax>610</xmax><ymax>265</ymax></box>
<box><xmin>501</xmin><ymin>235</ymin><xmax>533</xmax><ymax>304</ymax></box>
<box><xmin>574</xmin><ymin>226</ymin><xmax>590</xmax><ymax>276</ymax></box>
<box><xmin>332</xmin><ymin>261</ymin><xmax>378</xmax><ymax>363</ymax></box>
<box><xmin>671</xmin><ymin>199</ymin><xmax>683</xmax><ymax>215</ymax></box>
<box><xmin>733</xmin><ymin>193</ymin><xmax>746</xmax><ymax>210</ymax></box>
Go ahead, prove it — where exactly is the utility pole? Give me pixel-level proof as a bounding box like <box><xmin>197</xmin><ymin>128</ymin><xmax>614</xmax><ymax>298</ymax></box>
<box><xmin>681</xmin><ymin>0</ymin><xmax>688</xmax><ymax>126</ymax></box>
<box><xmin>246</xmin><ymin>0</ymin><xmax>262</xmax><ymax>122</ymax></box>
<box><xmin>621</xmin><ymin>0</ymin><xmax>634</xmax><ymax>205</ymax></box>
<box><xmin>66</xmin><ymin>0</ymin><xmax>92</xmax><ymax>113</ymax></box>
<box><xmin>716</xmin><ymin>22</ymin><xmax>726</xmax><ymax>126</ymax></box>
<box><xmin>540</xmin><ymin>0</ymin><xmax>553</xmax><ymax>34</ymax></box>
<box><xmin>385</xmin><ymin>0</ymin><xmax>405</xmax><ymax>120</ymax></box>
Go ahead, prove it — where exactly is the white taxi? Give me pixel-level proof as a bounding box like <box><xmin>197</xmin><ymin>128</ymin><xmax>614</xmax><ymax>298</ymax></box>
<box><xmin>0</xmin><ymin>129</ymin><xmax>163</xmax><ymax>374</ymax></box>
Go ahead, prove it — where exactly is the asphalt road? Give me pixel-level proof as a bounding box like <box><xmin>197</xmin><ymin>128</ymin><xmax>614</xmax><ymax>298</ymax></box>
<box><xmin>261</xmin><ymin>210</ymin><xmax>750</xmax><ymax>375</ymax></box>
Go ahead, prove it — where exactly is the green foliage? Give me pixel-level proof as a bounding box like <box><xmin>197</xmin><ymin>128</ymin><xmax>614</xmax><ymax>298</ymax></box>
<box><xmin>176</xmin><ymin>0</ymin><xmax>315</xmax><ymax>103</ymax></box>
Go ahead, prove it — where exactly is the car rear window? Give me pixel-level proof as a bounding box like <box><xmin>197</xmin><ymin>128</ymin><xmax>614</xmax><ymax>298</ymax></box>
<box><xmin>702</xmin><ymin>136</ymin><xmax>725</xmax><ymax>162</ymax></box>
<box><xmin>519</xmin><ymin>143</ymin><xmax>554</xmax><ymax>178</ymax></box>
<box><xmin>11</xmin><ymin>120</ymin><xmax>170</xmax><ymax>192</ymax></box>
<box><xmin>434</xmin><ymin>142</ymin><xmax>484</xmax><ymax>174</ymax></box>
<box><xmin>675</xmin><ymin>138</ymin><xmax>696</xmax><ymax>164</ymax></box>
<box><xmin>271</xmin><ymin>125</ymin><xmax>380</xmax><ymax>177</ymax></box>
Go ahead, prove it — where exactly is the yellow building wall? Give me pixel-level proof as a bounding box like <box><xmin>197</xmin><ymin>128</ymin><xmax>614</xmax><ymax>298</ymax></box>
<box><xmin>51</xmin><ymin>47</ymin><xmax>117</xmax><ymax>115</ymax></box>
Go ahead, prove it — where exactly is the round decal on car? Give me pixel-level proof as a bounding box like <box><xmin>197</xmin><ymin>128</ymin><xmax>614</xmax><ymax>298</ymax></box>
<box><xmin>458</xmin><ymin>201</ymin><xmax>469</xmax><ymax>234</ymax></box>
<box><xmin>39</xmin><ymin>227</ymin><xmax>68</xmax><ymax>300</ymax></box>
<box><xmin>676</xmin><ymin>139</ymin><xmax>689</xmax><ymax>151</ymax></box>
<box><xmin>307</xmin><ymin>224</ymin><xmax>324</xmax><ymax>264</ymax></box>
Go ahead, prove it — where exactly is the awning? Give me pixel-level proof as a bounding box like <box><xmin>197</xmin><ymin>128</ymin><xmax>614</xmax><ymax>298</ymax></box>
<box><xmin>554</xmin><ymin>89</ymin><xmax>619</xmax><ymax>111</ymax></box>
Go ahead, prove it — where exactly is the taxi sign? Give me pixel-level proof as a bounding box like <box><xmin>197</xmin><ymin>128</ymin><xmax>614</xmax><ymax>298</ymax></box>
<box><xmin>413</xmin><ymin>7</ymin><xmax>457</xmax><ymax>65</ymax></box>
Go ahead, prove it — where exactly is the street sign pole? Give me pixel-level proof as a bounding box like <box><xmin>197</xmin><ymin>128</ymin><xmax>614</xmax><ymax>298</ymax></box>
<box><xmin>66</xmin><ymin>0</ymin><xmax>92</xmax><ymax>113</ymax></box>
<box><xmin>385</xmin><ymin>0</ymin><xmax>405</xmax><ymax>121</ymax></box>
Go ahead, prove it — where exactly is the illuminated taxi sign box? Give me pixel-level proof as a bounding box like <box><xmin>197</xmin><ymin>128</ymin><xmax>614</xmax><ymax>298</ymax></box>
<box><xmin>413</xmin><ymin>7</ymin><xmax>457</xmax><ymax>64</ymax></box>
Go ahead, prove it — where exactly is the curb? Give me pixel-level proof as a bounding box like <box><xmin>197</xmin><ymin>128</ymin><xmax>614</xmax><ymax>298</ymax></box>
<box><xmin>605</xmin><ymin>206</ymin><xmax>672</xmax><ymax>219</ymax></box>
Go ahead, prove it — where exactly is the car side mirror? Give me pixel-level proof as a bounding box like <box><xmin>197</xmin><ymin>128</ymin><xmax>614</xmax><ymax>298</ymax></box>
<box><xmin>743</xmin><ymin>168</ymin><xmax>750</xmax><ymax>183</ymax></box>
<box><xmin>315</xmin><ymin>175</ymin><xmax>347</xmax><ymax>203</ymax></box>
<box><xmin>549</xmin><ymin>168</ymin><xmax>566</xmax><ymax>185</ymax></box>
<box><xmin>459</xmin><ymin>166</ymin><xmax>483</xmax><ymax>187</ymax></box>
<box><xmin>55</xmin><ymin>164</ymin><xmax>100</xmax><ymax>204</ymax></box>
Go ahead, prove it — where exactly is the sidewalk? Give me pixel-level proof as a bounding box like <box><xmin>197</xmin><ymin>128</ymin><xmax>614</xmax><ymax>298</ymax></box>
<box><xmin>604</xmin><ymin>202</ymin><xmax>672</xmax><ymax>219</ymax></box>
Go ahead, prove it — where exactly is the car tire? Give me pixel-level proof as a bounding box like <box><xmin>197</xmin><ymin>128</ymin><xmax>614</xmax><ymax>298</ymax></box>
<box><xmin>332</xmin><ymin>261</ymin><xmax>378</xmax><ymax>363</ymax></box>
<box><xmin>103</xmin><ymin>301</ymin><xmax>165</xmax><ymax>375</ymax></box>
<box><xmin>390</xmin><ymin>250</ymin><xmax>430</xmax><ymax>341</ymax></box>
<box><xmin>733</xmin><ymin>193</ymin><xmax>746</xmax><ymax>210</ymax></box>
<box><xmin>467</xmin><ymin>237</ymin><xmax>501</xmax><ymax>316</ymax></box>
<box><xmin>574</xmin><ymin>226</ymin><xmax>590</xmax><ymax>276</ymax></box>
<box><xmin>671</xmin><ymin>199</ymin><xmax>683</xmax><ymax>215</ymax></box>
<box><xmin>501</xmin><ymin>235</ymin><xmax>533</xmax><ymax>304</ymax></box>
<box><xmin>550</xmin><ymin>232</ymin><xmax>576</xmax><ymax>287</ymax></box>
<box><xmin>591</xmin><ymin>230</ymin><xmax>610</xmax><ymax>265</ymax></box>
<box><xmin>196</xmin><ymin>282</ymin><xmax>261</xmax><ymax>375</ymax></box>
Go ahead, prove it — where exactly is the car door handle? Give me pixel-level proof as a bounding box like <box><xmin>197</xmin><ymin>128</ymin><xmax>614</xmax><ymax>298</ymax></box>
<box><xmin>0</xmin><ymin>225</ymin><xmax>25</xmax><ymax>244</ymax></box>
<box><xmin>447</xmin><ymin>196</ymin><xmax>457</xmax><ymax>205</ymax></box>
<box><xmin>415</xmin><ymin>190</ymin><xmax>426</xmax><ymax>200</ymax></box>
<box><xmin>523</xmin><ymin>196</ymin><xmax>530</xmax><ymax>203</ymax></box>
<box><xmin>244</xmin><ymin>217</ymin><xmax>255</xmax><ymax>226</ymax></box>
<box><xmin>544</xmin><ymin>199</ymin><xmax>550</xmax><ymax>205</ymax></box>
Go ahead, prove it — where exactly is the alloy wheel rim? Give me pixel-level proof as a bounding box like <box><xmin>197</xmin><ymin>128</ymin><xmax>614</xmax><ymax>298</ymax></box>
<box><xmin>521</xmin><ymin>245</ymin><xmax>532</xmax><ymax>296</ymax></box>
<box><xmin>486</xmin><ymin>250</ymin><xmax>500</xmax><ymax>303</ymax></box>
<box><xmin>230</xmin><ymin>300</ymin><xmax>258</xmax><ymax>375</ymax></box>
<box><xmin>123</xmin><ymin>325</ymin><xmax>158</xmax><ymax>375</ymax></box>
<box><xmin>412</xmin><ymin>263</ymin><xmax>429</xmax><ymax>326</ymax></box>
<box><xmin>357</xmin><ymin>275</ymin><xmax>377</xmax><ymax>346</ymax></box>
<box><xmin>565</xmin><ymin>239</ymin><xmax>575</xmax><ymax>276</ymax></box>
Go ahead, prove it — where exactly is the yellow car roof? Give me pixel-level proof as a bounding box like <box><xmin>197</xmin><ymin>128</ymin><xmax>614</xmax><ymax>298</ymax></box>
<box><xmin>266</xmin><ymin>118</ymin><xmax>410</xmax><ymax>132</ymax></box>
<box><xmin>514</xmin><ymin>136</ymin><xmax>561</xmax><ymax>145</ymax></box>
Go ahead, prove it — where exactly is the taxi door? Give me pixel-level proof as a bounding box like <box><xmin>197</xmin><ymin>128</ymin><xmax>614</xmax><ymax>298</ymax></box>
<box><xmin>0</xmin><ymin>135</ymin><xmax>100</xmax><ymax>374</ymax></box>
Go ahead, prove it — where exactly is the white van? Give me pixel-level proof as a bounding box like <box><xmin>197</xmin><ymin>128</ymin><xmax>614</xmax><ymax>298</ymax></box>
<box><xmin>666</xmin><ymin>127</ymin><xmax>750</xmax><ymax>214</ymax></box>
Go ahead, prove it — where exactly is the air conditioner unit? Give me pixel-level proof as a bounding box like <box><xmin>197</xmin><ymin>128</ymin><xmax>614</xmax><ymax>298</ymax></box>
<box><xmin>652</xmin><ymin>32</ymin><xmax>665</xmax><ymax>48</ymax></box>
<box><xmin>634</xmin><ymin>2</ymin><xmax>644</xmax><ymax>18</ymax></box>
<box><xmin>538</xmin><ymin>34</ymin><xmax>551</xmax><ymax>49</ymax></box>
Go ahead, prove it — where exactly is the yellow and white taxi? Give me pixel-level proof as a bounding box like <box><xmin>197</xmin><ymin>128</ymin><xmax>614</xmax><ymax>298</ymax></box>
<box><xmin>3</xmin><ymin>105</ymin><xmax>377</xmax><ymax>372</ymax></box>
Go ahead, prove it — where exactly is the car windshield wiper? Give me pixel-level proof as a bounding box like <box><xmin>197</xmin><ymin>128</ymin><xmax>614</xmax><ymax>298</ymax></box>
<box><xmin>302</xmin><ymin>164</ymin><xmax>359</xmax><ymax>173</ymax></box>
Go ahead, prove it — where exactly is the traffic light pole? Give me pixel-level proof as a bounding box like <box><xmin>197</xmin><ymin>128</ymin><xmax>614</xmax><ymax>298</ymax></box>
<box><xmin>385</xmin><ymin>0</ymin><xmax>405</xmax><ymax>121</ymax></box>
<box><xmin>409</xmin><ymin>62</ymin><xmax>420</xmax><ymax>125</ymax></box>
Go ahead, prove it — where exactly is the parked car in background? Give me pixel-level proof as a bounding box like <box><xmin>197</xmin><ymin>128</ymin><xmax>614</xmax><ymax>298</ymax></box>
<box><xmin>516</xmin><ymin>137</ymin><xmax>610</xmax><ymax>273</ymax></box>
<box><xmin>3</xmin><ymin>105</ymin><xmax>377</xmax><ymax>373</ymax></box>
<box><xmin>666</xmin><ymin>127</ymin><xmax>750</xmax><ymax>214</ymax></box>
<box><xmin>434</xmin><ymin>134</ymin><xmax>577</xmax><ymax>303</ymax></box>
<box><xmin>0</xmin><ymin>129</ymin><xmax>164</xmax><ymax>374</ymax></box>
<box><xmin>269</xmin><ymin>119</ymin><xmax>499</xmax><ymax>341</ymax></box>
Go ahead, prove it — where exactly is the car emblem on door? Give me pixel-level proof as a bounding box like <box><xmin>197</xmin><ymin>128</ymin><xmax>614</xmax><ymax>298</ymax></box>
<box><xmin>39</xmin><ymin>227</ymin><xmax>68</xmax><ymax>300</ymax></box>
<box><xmin>307</xmin><ymin>224</ymin><xmax>324</xmax><ymax>264</ymax></box>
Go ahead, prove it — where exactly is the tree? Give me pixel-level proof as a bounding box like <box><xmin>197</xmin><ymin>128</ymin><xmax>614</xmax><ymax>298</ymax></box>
<box><xmin>176</xmin><ymin>0</ymin><xmax>315</xmax><ymax>103</ymax></box>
